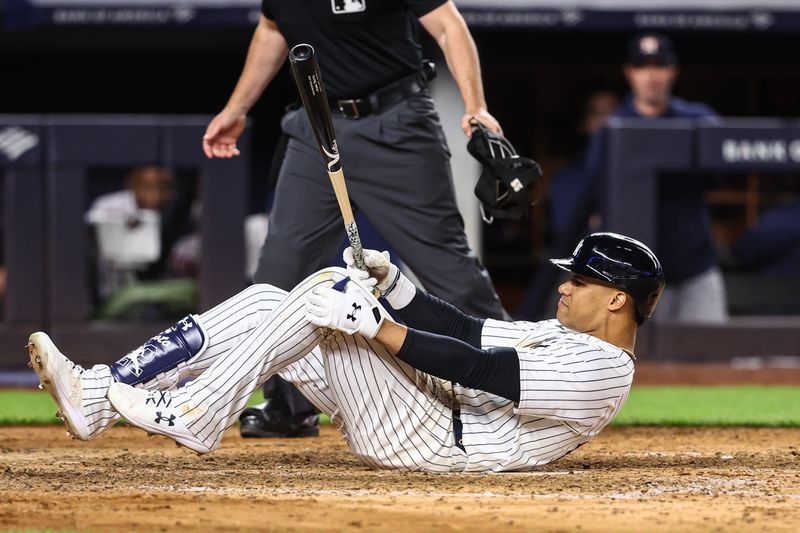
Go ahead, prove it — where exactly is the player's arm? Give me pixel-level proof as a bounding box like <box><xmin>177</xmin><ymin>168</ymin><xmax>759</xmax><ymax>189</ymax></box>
<box><xmin>306</xmin><ymin>277</ymin><xmax>520</xmax><ymax>401</ymax></box>
<box><xmin>396</xmin><ymin>288</ymin><xmax>485</xmax><ymax>347</ymax></box>
<box><xmin>418</xmin><ymin>1</ymin><xmax>501</xmax><ymax>136</ymax></box>
<box><xmin>307</xmin><ymin>289</ymin><xmax>520</xmax><ymax>402</ymax></box>
<box><xmin>377</xmin><ymin>320</ymin><xmax>521</xmax><ymax>402</ymax></box>
<box><xmin>343</xmin><ymin>247</ymin><xmax>484</xmax><ymax>346</ymax></box>
<box><xmin>202</xmin><ymin>15</ymin><xmax>288</xmax><ymax>158</ymax></box>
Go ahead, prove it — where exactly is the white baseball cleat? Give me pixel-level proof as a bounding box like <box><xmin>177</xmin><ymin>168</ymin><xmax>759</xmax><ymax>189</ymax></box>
<box><xmin>107</xmin><ymin>383</ymin><xmax>213</xmax><ymax>454</ymax></box>
<box><xmin>27</xmin><ymin>332</ymin><xmax>93</xmax><ymax>440</ymax></box>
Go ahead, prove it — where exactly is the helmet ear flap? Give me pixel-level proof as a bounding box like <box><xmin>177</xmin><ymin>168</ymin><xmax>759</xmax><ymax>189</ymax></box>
<box><xmin>639</xmin><ymin>288</ymin><xmax>664</xmax><ymax>320</ymax></box>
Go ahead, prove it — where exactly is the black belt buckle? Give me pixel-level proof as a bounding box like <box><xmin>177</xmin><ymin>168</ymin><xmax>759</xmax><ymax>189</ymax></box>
<box><xmin>421</xmin><ymin>59</ymin><xmax>437</xmax><ymax>82</ymax></box>
<box><xmin>337</xmin><ymin>99</ymin><xmax>361</xmax><ymax>119</ymax></box>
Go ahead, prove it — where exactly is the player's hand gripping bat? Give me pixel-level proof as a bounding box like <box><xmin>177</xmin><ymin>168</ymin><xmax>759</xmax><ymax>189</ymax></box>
<box><xmin>288</xmin><ymin>43</ymin><xmax>366</xmax><ymax>271</ymax></box>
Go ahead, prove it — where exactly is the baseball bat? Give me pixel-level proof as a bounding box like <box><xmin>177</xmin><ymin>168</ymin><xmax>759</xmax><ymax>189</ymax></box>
<box><xmin>288</xmin><ymin>43</ymin><xmax>366</xmax><ymax>271</ymax></box>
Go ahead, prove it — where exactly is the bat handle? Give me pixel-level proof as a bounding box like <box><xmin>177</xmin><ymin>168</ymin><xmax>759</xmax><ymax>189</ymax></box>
<box><xmin>345</xmin><ymin>221</ymin><xmax>366</xmax><ymax>271</ymax></box>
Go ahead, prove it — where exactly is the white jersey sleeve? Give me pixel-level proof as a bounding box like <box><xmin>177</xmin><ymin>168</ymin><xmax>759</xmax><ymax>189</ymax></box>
<box><xmin>481</xmin><ymin>318</ymin><xmax>565</xmax><ymax>350</ymax></box>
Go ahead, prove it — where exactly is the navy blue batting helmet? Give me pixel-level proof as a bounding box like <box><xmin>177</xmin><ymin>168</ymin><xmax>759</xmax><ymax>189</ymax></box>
<box><xmin>550</xmin><ymin>232</ymin><xmax>665</xmax><ymax>322</ymax></box>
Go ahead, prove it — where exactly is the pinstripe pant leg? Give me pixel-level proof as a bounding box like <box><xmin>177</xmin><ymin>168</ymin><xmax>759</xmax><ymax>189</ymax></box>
<box><xmin>194</xmin><ymin>283</ymin><xmax>336</xmax><ymax>414</ymax></box>
<box><xmin>84</xmin><ymin>283</ymin><xmax>297</xmax><ymax>438</ymax></box>
<box><xmin>319</xmin><ymin>332</ymin><xmax>459</xmax><ymax>472</ymax></box>
<box><xmin>275</xmin><ymin>353</ymin><xmax>339</xmax><ymax>417</ymax></box>
<box><xmin>191</xmin><ymin>283</ymin><xmax>338</xmax><ymax>415</ymax></box>
<box><xmin>93</xmin><ymin>277</ymin><xmax>342</xmax><ymax>442</ymax></box>
<box><xmin>138</xmin><ymin>284</ymin><xmax>289</xmax><ymax>390</ymax></box>
<box><xmin>166</xmin><ymin>270</ymin><xmax>341</xmax><ymax>451</ymax></box>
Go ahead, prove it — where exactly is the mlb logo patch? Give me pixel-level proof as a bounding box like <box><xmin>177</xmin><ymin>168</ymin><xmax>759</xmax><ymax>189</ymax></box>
<box><xmin>332</xmin><ymin>0</ymin><xmax>365</xmax><ymax>14</ymax></box>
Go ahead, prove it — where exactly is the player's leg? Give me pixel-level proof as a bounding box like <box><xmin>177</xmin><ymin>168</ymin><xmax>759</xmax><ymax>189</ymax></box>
<box><xmin>310</xmin><ymin>281</ymin><xmax>464</xmax><ymax>472</ymax></box>
<box><xmin>247</xmin><ymin>111</ymin><xmax>348</xmax><ymax>439</ymax></box>
<box><xmin>110</xmin><ymin>270</ymin><xmax>464</xmax><ymax>470</ymax></box>
<box><xmin>27</xmin><ymin>283</ymin><xmax>290</xmax><ymax>441</ymax></box>
<box><xmin>106</xmin><ymin>269</ymin><xmax>345</xmax><ymax>453</ymax></box>
<box><xmin>341</xmin><ymin>92</ymin><xmax>508</xmax><ymax>320</ymax></box>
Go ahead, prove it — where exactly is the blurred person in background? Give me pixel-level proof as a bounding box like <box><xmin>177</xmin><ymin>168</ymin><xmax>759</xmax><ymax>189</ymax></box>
<box><xmin>86</xmin><ymin>165</ymin><xmax>176</xmax><ymax>228</ymax></box>
<box><xmin>583</xmin><ymin>33</ymin><xmax>727</xmax><ymax>324</ymax></box>
<box><xmin>86</xmin><ymin>166</ymin><xmax>200</xmax><ymax>320</ymax></box>
<box><xmin>730</xmin><ymin>201</ymin><xmax>800</xmax><ymax>275</ymax></box>
<box><xmin>517</xmin><ymin>88</ymin><xmax>618</xmax><ymax>320</ymax></box>
<box><xmin>548</xmin><ymin>87</ymin><xmax>619</xmax><ymax>240</ymax></box>
<box><xmin>202</xmin><ymin>1</ymin><xmax>508</xmax><ymax>439</ymax></box>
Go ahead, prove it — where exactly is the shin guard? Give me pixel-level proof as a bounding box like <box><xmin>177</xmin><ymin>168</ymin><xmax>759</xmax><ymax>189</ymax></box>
<box><xmin>111</xmin><ymin>315</ymin><xmax>208</xmax><ymax>386</ymax></box>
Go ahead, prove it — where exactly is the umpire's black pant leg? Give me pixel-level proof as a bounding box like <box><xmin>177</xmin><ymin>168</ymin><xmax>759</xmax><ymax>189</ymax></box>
<box><xmin>253</xmin><ymin>113</ymin><xmax>348</xmax><ymax>289</ymax></box>
<box><xmin>262</xmin><ymin>375</ymin><xmax>317</xmax><ymax>416</ymax></box>
<box><xmin>253</xmin><ymin>110</ymin><xmax>350</xmax><ymax>416</ymax></box>
<box><xmin>343</xmin><ymin>94</ymin><xmax>507</xmax><ymax>320</ymax></box>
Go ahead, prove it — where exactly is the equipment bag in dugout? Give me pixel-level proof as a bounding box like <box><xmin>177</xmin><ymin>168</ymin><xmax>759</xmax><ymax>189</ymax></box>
<box><xmin>467</xmin><ymin>118</ymin><xmax>543</xmax><ymax>224</ymax></box>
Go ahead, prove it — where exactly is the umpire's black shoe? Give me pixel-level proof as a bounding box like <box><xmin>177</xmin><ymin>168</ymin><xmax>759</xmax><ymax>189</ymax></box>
<box><xmin>239</xmin><ymin>400</ymin><xmax>320</xmax><ymax>438</ymax></box>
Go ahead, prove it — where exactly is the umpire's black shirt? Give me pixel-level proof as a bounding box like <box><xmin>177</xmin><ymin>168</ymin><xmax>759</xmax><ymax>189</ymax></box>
<box><xmin>262</xmin><ymin>0</ymin><xmax>447</xmax><ymax>99</ymax></box>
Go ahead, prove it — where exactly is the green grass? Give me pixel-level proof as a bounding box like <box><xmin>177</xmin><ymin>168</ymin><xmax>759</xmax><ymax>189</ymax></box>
<box><xmin>1</xmin><ymin>386</ymin><xmax>797</xmax><ymax>427</ymax></box>
<box><xmin>613</xmin><ymin>386</ymin><xmax>800</xmax><ymax>427</ymax></box>
<box><xmin>0</xmin><ymin>388</ymin><xmax>331</xmax><ymax>426</ymax></box>
<box><xmin>0</xmin><ymin>390</ymin><xmax>64</xmax><ymax>425</ymax></box>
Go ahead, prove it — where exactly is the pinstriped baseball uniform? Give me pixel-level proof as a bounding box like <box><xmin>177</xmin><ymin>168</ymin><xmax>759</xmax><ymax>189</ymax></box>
<box><xmin>86</xmin><ymin>266</ymin><xmax>633</xmax><ymax>471</ymax></box>
<box><xmin>79</xmin><ymin>282</ymin><xmax>336</xmax><ymax>439</ymax></box>
<box><xmin>152</xmin><ymin>269</ymin><xmax>462</xmax><ymax>471</ymax></box>
<box><xmin>455</xmin><ymin>318</ymin><xmax>634</xmax><ymax>472</ymax></box>
<box><xmin>85</xmin><ymin>268</ymin><xmax>459</xmax><ymax>470</ymax></box>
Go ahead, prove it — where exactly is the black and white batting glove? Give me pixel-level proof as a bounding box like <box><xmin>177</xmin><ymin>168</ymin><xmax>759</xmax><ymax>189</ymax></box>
<box><xmin>305</xmin><ymin>286</ymin><xmax>385</xmax><ymax>339</ymax></box>
<box><xmin>342</xmin><ymin>247</ymin><xmax>415</xmax><ymax>308</ymax></box>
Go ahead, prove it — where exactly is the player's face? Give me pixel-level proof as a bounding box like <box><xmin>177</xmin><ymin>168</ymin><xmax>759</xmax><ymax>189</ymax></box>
<box><xmin>129</xmin><ymin>167</ymin><xmax>174</xmax><ymax>211</ymax></box>
<box><xmin>556</xmin><ymin>275</ymin><xmax>620</xmax><ymax>332</ymax></box>
<box><xmin>624</xmin><ymin>63</ymin><xmax>677</xmax><ymax>109</ymax></box>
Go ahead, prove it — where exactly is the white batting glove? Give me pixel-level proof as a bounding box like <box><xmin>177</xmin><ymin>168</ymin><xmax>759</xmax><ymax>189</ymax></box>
<box><xmin>343</xmin><ymin>247</ymin><xmax>400</xmax><ymax>296</ymax></box>
<box><xmin>343</xmin><ymin>247</ymin><xmax>417</xmax><ymax>309</ymax></box>
<box><xmin>305</xmin><ymin>286</ymin><xmax>385</xmax><ymax>339</ymax></box>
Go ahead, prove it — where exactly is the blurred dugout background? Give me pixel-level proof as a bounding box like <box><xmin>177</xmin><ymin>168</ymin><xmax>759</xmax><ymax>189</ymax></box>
<box><xmin>1</xmin><ymin>0</ymin><xmax>800</xmax><ymax>367</ymax></box>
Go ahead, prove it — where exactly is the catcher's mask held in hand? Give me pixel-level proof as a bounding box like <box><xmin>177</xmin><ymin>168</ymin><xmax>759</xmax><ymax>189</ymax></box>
<box><xmin>467</xmin><ymin>118</ymin><xmax>543</xmax><ymax>224</ymax></box>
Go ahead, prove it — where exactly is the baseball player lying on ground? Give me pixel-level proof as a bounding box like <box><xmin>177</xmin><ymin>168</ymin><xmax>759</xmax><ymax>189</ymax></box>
<box><xmin>28</xmin><ymin>232</ymin><xmax>663</xmax><ymax>472</ymax></box>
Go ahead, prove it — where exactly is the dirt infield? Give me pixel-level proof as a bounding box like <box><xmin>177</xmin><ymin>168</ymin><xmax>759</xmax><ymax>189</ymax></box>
<box><xmin>633</xmin><ymin>362</ymin><xmax>800</xmax><ymax>386</ymax></box>
<box><xmin>1</xmin><ymin>425</ymin><xmax>798</xmax><ymax>532</ymax></box>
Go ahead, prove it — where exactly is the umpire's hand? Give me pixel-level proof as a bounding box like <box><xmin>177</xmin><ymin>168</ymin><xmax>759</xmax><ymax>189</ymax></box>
<box><xmin>462</xmin><ymin>108</ymin><xmax>502</xmax><ymax>137</ymax></box>
<box><xmin>203</xmin><ymin>109</ymin><xmax>246</xmax><ymax>159</ymax></box>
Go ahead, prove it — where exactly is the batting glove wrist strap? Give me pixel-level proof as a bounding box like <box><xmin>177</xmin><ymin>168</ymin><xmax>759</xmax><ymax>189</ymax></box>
<box><xmin>384</xmin><ymin>272</ymin><xmax>416</xmax><ymax>310</ymax></box>
<box><xmin>305</xmin><ymin>287</ymin><xmax>385</xmax><ymax>339</ymax></box>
